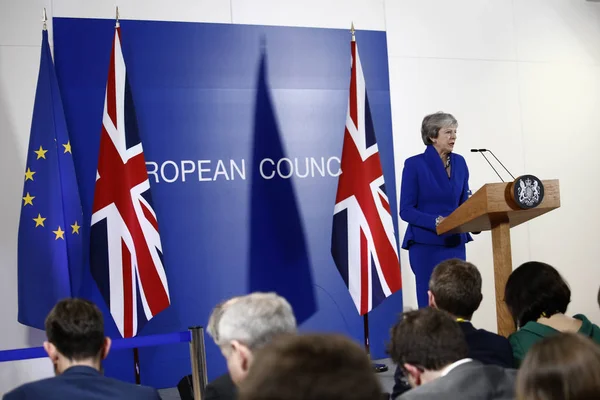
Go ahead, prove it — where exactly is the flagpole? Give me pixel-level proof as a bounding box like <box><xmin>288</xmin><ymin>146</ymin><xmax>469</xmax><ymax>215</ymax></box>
<box><xmin>114</xmin><ymin>6</ymin><xmax>141</xmax><ymax>384</ymax></box>
<box><xmin>351</xmin><ymin>21</ymin><xmax>388</xmax><ymax>374</ymax></box>
<box><xmin>364</xmin><ymin>313</ymin><xmax>387</xmax><ymax>372</ymax></box>
<box><xmin>42</xmin><ymin>8</ymin><xmax>47</xmax><ymax>31</ymax></box>
<box><xmin>113</xmin><ymin>5</ymin><xmax>141</xmax><ymax>384</ymax></box>
<box><xmin>133</xmin><ymin>348</ymin><xmax>141</xmax><ymax>384</ymax></box>
<box><xmin>363</xmin><ymin>313</ymin><xmax>370</xmax><ymax>354</ymax></box>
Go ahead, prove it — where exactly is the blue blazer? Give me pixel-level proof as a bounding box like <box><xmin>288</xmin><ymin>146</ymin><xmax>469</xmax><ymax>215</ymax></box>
<box><xmin>400</xmin><ymin>145</ymin><xmax>472</xmax><ymax>249</ymax></box>
<box><xmin>3</xmin><ymin>366</ymin><xmax>160</xmax><ymax>400</ymax></box>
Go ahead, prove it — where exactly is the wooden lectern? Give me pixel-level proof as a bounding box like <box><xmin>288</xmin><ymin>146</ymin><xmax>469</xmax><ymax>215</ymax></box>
<box><xmin>436</xmin><ymin>180</ymin><xmax>560</xmax><ymax>337</ymax></box>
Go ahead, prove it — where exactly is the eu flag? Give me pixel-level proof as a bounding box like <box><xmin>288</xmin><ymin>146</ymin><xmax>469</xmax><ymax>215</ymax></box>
<box><xmin>249</xmin><ymin>50</ymin><xmax>317</xmax><ymax>324</ymax></box>
<box><xmin>17</xmin><ymin>29</ymin><xmax>83</xmax><ymax>329</ymax></box>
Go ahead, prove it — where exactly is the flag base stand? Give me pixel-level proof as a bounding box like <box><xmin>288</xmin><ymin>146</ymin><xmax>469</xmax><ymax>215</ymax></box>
<box><xmin>372</xmin><ymin>363</ymin><xmax>388</xmax><ymax>373</ymax></box>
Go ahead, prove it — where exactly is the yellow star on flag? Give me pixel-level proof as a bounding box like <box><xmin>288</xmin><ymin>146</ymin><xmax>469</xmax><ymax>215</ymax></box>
<box><xmin>53</xmin><ymin>226</ymin><xmax>65</xmax><ymax>240</ymax></box>
<box><xmin>24</xmin><ymin>167</ymin><xmax>35</xmax><ymax>181</ymax></box>
<box><xmin>22</xmin><ymin>192</ymin><xmax>35</xmax><ymax>206</ymax></box>
<box><xmin>63</xmin><ymin>141</ymin><xmax>72</xmax><ymax>154</ymax></box>
<box><xmin>71</xmin><ymin>221</ymin><xmax>81</xmax><ymax>234</ymax></box>
<box><xmin>33</xmin><ymin>214</ymin><xmax>46</xmax><ymax>227</ymax></box>
<box><xmin>34</xmin><ymin>145</ymin><xmax>48</xmax><ymax>159</ymax></box>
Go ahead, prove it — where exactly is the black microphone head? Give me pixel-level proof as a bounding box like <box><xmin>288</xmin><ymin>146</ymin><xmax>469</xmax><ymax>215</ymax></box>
<box><xmin>470</xmin><ymin>149</ymin><xmax>479</xmax><ymax>152</ymax></box>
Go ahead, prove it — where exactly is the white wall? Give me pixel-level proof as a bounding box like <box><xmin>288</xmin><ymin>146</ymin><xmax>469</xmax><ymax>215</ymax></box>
<box><xmin>387</xmin><ymin>0</ymin><xmax>600</xmax><ymax>334</ymax></box>
<box><xmin>0</xmin><ymin>0</ymin><xmax>55</xmax><ymax>391</ymax></box>
<box><xmin>2</xmin><ymin>0</ymin><xmax>600</xmax><ymax>394</ymax></box>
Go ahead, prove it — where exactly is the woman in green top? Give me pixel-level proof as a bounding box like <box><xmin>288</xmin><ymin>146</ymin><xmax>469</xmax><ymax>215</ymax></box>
<box><xmin>504</xmin><ymin>261</ymin><xmax>600</xmax><ymax>366</ymax></box>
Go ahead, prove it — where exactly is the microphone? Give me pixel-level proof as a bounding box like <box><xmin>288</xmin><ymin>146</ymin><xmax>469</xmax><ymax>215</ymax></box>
<box><xmin>470</xmin><ymin>149</ymin><xmax>504</xmax><ymax>182</ymax></box>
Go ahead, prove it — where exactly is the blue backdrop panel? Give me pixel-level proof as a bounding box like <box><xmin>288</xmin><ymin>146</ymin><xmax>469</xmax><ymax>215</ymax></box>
<box><xmin>53</xmin><ymin>18</ymin><xmax>402</xmax><ymax>389</ymax></box>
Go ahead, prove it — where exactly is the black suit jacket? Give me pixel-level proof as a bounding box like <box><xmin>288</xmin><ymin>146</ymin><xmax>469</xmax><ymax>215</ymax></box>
<box><xmin>460</xmin><ymin>321</ymin><xmax>514</xmax><ymax>368</ymax></box>
<box><xmin>205</xmin><ymin>373</ymin><xmax>237</xmax><ymax>400</ymax></box>
<box><xmin>392</xmin><ymin>321</ymin><xmax>515</xmax><ymax>399</ymax></box>
<box><xmin>399</xmin><ymin>360</ymin><xmax>516</xmax><ymax>400</ymax></box>
<box><xmin>3</xmin><ymin>366</ymin><xmax>160</xmax><ymax>400</ymax></box>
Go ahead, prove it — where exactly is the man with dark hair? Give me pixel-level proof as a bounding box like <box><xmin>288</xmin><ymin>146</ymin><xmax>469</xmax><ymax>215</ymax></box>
<box><xmin>238</xmin><ymin>333</ymin><xmax>383</xmax><ymax>400</ymax></box>
<box><xmin>4</xmin><ymin>298</ymin><xmax>160</xmax><ymax>400</ymax></box>
<box><xmin>388</xmin><ymin>308</ymin><xmax>516</xmax><ymax>400</ymax></box>
<box><xmin>427</xmin><ymin>258</ymin><xmax>513</xmax><ymax>367</ymax></box>
<box><xmin>392</xmin><ymin>259</ymin><xmax>514</xmax><ymax>398</ymax></box>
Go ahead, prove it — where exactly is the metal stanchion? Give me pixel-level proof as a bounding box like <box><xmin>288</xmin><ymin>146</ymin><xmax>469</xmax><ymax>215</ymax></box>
<box><xmin>189</xmin><ymin>326</ymin><xmax>208</xmax><ymax>400</ymax></box>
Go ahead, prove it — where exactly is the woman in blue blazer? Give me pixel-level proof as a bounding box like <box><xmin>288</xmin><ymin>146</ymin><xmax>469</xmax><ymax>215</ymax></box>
<box><xmin>399</xmin><ymin>112</ymin><xmax>473</xmax><ymax>307</ymax></box>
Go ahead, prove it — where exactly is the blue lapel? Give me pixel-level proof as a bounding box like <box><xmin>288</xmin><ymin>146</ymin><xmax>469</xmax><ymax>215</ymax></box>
<box><xmin>424</xmin><ymin>145</ymin><xmax>453</xmax><ymax>189</ymax></box>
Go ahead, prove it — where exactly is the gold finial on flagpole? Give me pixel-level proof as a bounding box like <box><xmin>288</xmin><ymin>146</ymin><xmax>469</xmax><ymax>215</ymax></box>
<box><xmin>116</xmin><ymin>6</ymin><xmax>120</xmax><ymax>28</ymax></box>
<box><xmin>351</xmin><ymin>22</ymin><xmax>355</xmax><ymax>41</ymax></box>
<box><xmin>42</xmin><ymin>8</ymin><xmax>47</xmax><ymax>31</ymax></box>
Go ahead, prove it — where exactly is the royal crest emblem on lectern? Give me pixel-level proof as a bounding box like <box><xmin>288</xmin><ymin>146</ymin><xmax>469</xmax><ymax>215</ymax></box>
<box><xmin>513</xmin><ymin>175</ymin><xmax>544</xmax><ymax>209</ymax></box>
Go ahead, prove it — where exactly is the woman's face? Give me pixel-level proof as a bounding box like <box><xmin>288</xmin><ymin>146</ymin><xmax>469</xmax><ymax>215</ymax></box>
<box><xmin>432</xmin><ymin>126</ymin><xmax>457</xmax><ymax>154</ymax></box>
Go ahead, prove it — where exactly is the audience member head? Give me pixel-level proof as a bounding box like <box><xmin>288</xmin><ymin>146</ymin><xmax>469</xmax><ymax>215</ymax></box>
<box><xmin>388</xmin><ymin>307</ymin><xmax>468</xmax><ymax>387</ymax></box>
<box><xmin>517</xmin><ymin>332</ymin><xmax>600</xmax><ymax>400</ymax></box>
<box><xmin>504</xmin><ymin>261</ymin><xmax>570</xmax><ymax>328</ymax></box>
<box><xmin>428</xmin><ymin>258</ymin><xmax>482</xmax><ymax>320</ymax></box>
<box><xmin>238</xmin><ymin>333</ymin><xmax>383</xmax><ymax>400</ymax></box>
<box><xmin>206</xmin><ymin>296</ymin><xmax>240</xmax><ymax>344</ymax></box>
<box><xmin>43</xmin><ymin>298</ymin><xmax>110</xmax><ymax>375</ymax></box>
<box><xmin>207</xmin><ymin>292</ymin><xmax>297</xmax><ymax>385</ymax></box>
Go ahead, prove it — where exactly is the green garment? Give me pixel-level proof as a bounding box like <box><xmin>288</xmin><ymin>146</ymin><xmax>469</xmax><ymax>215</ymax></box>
<box><xmin>509</xmin><ymin>314</ymin><xmax>600</xmax><ymax>366</ymax></box>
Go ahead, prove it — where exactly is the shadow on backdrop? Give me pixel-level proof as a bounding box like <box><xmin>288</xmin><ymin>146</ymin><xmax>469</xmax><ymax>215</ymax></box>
<box><xmin>248</xmin><ymin>43</ymin><xmax>317</xmax><ymax>324</ymax></box>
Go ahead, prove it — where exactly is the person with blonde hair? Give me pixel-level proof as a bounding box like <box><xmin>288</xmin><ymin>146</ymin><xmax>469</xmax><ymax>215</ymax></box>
<box><xmin>516</xmin><ymin>332</ymin><xmax>600</xmax><ymax>400</ymax></box>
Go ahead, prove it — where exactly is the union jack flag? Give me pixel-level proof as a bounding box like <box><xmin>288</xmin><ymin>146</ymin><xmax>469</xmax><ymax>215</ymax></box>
<box><xmin>91</xmin><ymin>26</ymin><xmax>170</xmax><ymax>338</ymax></box>
<box><xmin>331</xmin><ymin>36</ymin><xmax>401</xmax><ymax>316</ymax></box>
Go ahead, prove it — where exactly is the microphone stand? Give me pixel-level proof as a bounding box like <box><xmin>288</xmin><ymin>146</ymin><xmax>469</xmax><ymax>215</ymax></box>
<box><xmin>486</xmin><ymin>150</ymin><xmax>515</xmax><ymax>180</ymax></box>
<box><xmin>471</xmin><ymin>149</ymin><xmax>504</xmax><ymax>182</ymax></box>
